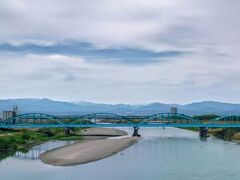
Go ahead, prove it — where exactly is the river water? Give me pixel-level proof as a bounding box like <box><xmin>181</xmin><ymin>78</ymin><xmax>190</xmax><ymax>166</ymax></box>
<box><xmin>0</xmin><ymin>128</ymin><xmax>240</xmax><ymax>180</ymax></box>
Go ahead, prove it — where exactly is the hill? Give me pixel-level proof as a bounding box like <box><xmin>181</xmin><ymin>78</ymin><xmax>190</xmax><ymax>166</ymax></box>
<box><xmin>0</xmin><ymin>98</ymin><xmax>240</xmax><ymax>116</ymax></box>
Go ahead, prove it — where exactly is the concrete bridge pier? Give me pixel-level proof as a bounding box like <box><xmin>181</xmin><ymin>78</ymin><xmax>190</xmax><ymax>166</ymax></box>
<box><xmin>132</xmin><ymin>126</ymin><xmax>141</xmax><ymax>137</ymax></box>
<box><xmin>199</xmin><ymin>127</ymin><xmax>208</xmax><ymax>138</ymax></box>
<box><xmin>64</xmin><ymin>127</ymin><xmax>71</xmax><ymax>135</ymax></box>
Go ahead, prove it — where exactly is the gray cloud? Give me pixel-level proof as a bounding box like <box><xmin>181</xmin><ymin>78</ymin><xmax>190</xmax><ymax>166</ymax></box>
<box><xmin>0</xmin><ymin>41</ymin><xmax>188</xmax><ymax>64</ymax></box>
<box><xmin>0</xmin><ymin>0</ymin><xmax>240</xmax><ymax>103</ymax></box>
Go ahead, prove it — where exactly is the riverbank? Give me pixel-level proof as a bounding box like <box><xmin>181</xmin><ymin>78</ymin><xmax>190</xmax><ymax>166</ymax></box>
<box><xmin>0</xmin><ymin>128</ymin><xmax>83</xmax><ymax>156</ymax></box>
<box><xmin>181</xmin><ymin>127</ymin><xmax>240</xmax><ymax>142</ymax></box>
<box><xmin>212</xmin><ymin>128</ymin><xmax>240</xmax><ymax>142</ymax></box>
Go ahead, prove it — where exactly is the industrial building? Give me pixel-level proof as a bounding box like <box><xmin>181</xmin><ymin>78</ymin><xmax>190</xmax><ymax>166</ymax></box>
<box><xmin>2</xmin><ymin>106</ymin><xmax>18</xmax><ymax>121</ymax></box>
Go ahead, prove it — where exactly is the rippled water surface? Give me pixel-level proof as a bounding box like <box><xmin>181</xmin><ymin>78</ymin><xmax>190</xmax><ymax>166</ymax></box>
<box><xmin>0</xmin><ymin>128</ymin><xmax>240</xmax><ymax>180</ymax></box>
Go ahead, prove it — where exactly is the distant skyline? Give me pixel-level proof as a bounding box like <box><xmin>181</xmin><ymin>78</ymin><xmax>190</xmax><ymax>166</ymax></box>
<box><xmin>0</xmin><ymin>0</ymin><xmax>240</xmax><ymax>104</ymax></box>
<box><xmin>1</xmin><ymin>98</ymin><xmax>240</xmax><ymax>116</ymax></box>
<box><xmin>1</xmin><ymin>98</ymin><xmax>240</xmax><ymax>106</ymax></box>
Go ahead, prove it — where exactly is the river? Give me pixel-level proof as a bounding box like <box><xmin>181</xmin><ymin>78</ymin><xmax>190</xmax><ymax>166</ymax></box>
<box><xmin>0</xmin><ymin>128</ymin><xmax>240</xmax><ymax>180</ymax></box>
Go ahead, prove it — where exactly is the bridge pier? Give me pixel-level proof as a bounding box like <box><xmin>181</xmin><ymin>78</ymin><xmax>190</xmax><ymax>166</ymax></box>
<box><xmin>132</xmin><ymin>127</ymin><xmax>141</xmax><ymax>137</ymax></box>
<box><xmin>64</xmin><ymin>127</ymin><xmax>71</xmax><ymax>135</ymax></box>
<box><xmin>199</xmin><ymin>127</ymin><xmax>208</xmax><ymax>138</ymax></box>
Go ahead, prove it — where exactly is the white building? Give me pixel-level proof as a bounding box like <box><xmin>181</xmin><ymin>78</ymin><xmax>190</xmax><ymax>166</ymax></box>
<box><xmin>2</xmin><ymin>106</ymin><xmax>18</xmax><ymax>121</ymax></box>
<box><xmin>2</xmin><ymin>111</ymin><xmax>15</xmax><ymax>121</ymax></box>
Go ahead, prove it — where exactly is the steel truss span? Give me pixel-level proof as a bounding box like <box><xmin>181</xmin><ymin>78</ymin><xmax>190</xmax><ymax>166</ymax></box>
<box><xmin>1</xmin><ymin>113</ymin><xmax>240</xmax><ymax>129</ymax></box>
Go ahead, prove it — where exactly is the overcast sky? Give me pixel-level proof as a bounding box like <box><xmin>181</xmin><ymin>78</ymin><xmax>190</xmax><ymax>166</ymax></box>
<box><xmin>0</xmin><ymin>0</ymin><xmax>240</xmax><ymax>104</ymax></box>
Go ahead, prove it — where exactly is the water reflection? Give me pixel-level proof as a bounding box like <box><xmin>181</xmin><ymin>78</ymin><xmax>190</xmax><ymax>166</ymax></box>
<box><xmin>0</xmin><ymin>150</ymin><xmax>15</xmax><ymax>161</ymax></box>
<box><xmin>11</xmin><ymin>141</ymin><xmax>75</xmax><ymax>160</ymax></box>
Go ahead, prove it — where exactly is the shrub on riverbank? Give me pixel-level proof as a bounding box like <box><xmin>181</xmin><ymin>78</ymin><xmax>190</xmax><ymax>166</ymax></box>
<box><xmin>213</xmin><ymin>128</ymin><xmax>240</xmax><ymax>141</ymax></box>
<box><xmin>0</xmin><ymin>128</ymin><xmax>83</xmax><ymax>151</ymax></box>
<box><xmin>181</xmin><ymin>114</ymin><xmax>240</xmax><ymax>141</ymax></box>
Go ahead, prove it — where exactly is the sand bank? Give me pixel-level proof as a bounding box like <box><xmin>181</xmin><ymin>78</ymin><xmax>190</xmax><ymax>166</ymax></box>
<box><xmin>40</xmin><ymin>128</ymin><xmax>138</xmax><ymax>166</ymax></box>
<box><xmin>80</xmin><ymin>128</ymin><xmax>128</xmax><ymax>140</ymax></box>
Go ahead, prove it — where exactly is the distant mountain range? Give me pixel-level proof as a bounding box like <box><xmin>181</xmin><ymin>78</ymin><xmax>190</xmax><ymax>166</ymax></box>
<box><xmin>0</xmin><ymin>98</ymin><xmax>240</xmax><ymax>116</ymax></box>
